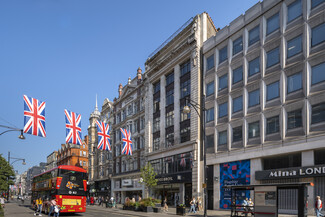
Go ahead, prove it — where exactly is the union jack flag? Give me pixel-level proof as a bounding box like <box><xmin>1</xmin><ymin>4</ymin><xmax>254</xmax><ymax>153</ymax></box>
<box><xmin>65</xmin><ymin>109</ymin><xmax>82</xmax><ymax>145</ymax></box>
<box><xmin>96</xmin><ymin>120</ymin><xmax>111</xmax><ymax>151</ymax></box>
<box><xmin>23</xmin><ymin>95</ymin><xmax>46</xmax><ymax>137</ymax></box>
<box><xmin>180</xmin><ymin>154</ymin><xmax>186</xmax><ymax>167</ymax></box>
<box><xmin>120</xmin><ymin>128</ymin><xmax>132</xmax><ymax>155</ymax></box>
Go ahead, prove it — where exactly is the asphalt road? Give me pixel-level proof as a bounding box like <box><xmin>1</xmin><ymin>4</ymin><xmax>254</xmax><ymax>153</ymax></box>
<box><xmin>4</xmin><ymin>200</ymin><xmax>140</xmax><ymax>217</ymax></box>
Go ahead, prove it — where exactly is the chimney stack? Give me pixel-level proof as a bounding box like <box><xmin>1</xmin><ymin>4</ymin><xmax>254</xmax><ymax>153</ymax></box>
<box><xmin>137</xmin><ymin>67</ymin><xmax>142</xmax><ymax>81</ymax></box>
<box><xmin>118</xmin><ymin>83</ymin><xmax>123</xmax><ymax>98</ymax></box>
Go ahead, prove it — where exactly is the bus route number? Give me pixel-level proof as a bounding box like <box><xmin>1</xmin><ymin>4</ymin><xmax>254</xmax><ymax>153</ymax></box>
<box><xmin>68</xmin><ymin>191</ymin><xmax>77</xmax><ymax>195</ymax></box>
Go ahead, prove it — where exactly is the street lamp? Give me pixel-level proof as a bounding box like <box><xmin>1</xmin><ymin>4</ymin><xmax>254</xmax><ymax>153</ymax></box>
<box><xmin>182</xmin><ymin>95</ymin><xmax>207</xmax><ymax>217</ymax></box>
<box><xmin>0</xmin><ymin>125</ymin><xmax>25</xmax><ymax>140</ymax></box>
<box><xmin>7</xmin><ymin>152</ymin><xmax>26</xmax><ymax>200</ymax></box>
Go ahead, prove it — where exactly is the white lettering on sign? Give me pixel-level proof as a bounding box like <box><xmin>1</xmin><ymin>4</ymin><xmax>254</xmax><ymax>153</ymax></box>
<box><xmin>268</xmin><ymin>166</ymin><xmax>325</xmax><ymax>178</ymax></box>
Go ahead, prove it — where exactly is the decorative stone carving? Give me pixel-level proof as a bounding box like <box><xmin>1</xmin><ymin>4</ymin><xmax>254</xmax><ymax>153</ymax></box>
<box><xmin>192</xmin><ymin>46</ymin><xmax>199</xmax><ymax>66</ymax></box>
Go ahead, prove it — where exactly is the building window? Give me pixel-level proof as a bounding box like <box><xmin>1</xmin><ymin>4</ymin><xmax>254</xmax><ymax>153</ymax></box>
<box><xmin>180</xmin><ymin>124</ymin><xmax>190</xmax><ymax>143</ymax></box>
<box><xmin>140</xmin><ymin>116</ymin><xmax>145</xmax><ymax>130</ymax></box>
<box><xmin>233</xmin><ymin>126</ymin><xmax>242</xmax><ymax>143</ymax></box>
<box><xmin>263</xmin><ymin>153</ymin><xmax>301</xmax><ymax>170</ymax></box>
<box><xmin>206</xmin><ymin>134</ymin><xmax>214</xmax><ymax>148</ymax></box>
<box><xmin>166</xmin><ymin>131</ymin><xmax>174</xmax><ymax>147</ymax></box>
<box><xmin>206</xmin><ymin>108</ymin><xmax>214</xmax><ymax>123</ymax></box>
<box><xmin>266</xmin><ymin>47</ymin><xmax>280</xmax><ymax>68</ymax></box>
<box><xmin>233</xmin><ymin>66</ymin><xmax>243</xmax><ymax>84</ymax></box>
<box><xmin>287</xmin><ymin>72</ymin><xmax>302</xmax><ymax>93</ymax></box>
<box><xmin>166</xmin><ymin>111</ymin><xmax>174</xmax><ymax>127</ymax></box>
<box><xmin>267</xmin><ymin>13</ymin><xmax>280</xmax><ymax>35</ymax></box>
<box><xmin>287</xmin><ymin>35</ymin><xmax>302</xmax><ymax>58</ymax></box>
<box><xmin>180</xmin><ymin>79</ymin><xmax>191</xmax><ymax>98</ymax></box>
<box><xmin>207</xmin><ymin>55</ymin><xmax>214</xmax><ymax>70</ymax></box>
<box><xmin>312</xmin><ymin>62</ymin><xmax>325</xmax><ymax>85</ymax></box>
<box><xmin>153</xmin><ymin>117</ymin><xmax>160</xmax><ymax>133</ymax></box>
<box><xmin>219</xmin><ymin>102</ymin><xmax>228</xmax><ymax>118</ymax></box>
<box><xmin>153</xmin><ymin>82</ymin><xmax>160</xmax><ymax>94</ymax></box>
<box><xmin>219</xmin><ymin>46</ymin><xmax>228</xmax><ymax>63</ymax></box>
<box><xmin>312</xmin><ymin>0</ymin><xmax>325</xmax><ymax>8</ymax></box>
<box><xmin>233</xmin><ymin>96</ymin><xmax>243</xmax><ymax>113</ymax></box>
<box><xmin>218</xmin><ymin>131</ymin><xmax>227</xmax><ymax>146</ymax></box>
<box><xmin>267</xmin><ymin>81</ymin><xmax>279</xmax><ymax>101</ymax></box>
<box><xmin>287</xmin><ymin>0</ymin><xmax>302</xmax><ymax>23</ymax></box>
<box><xmin>249</xmin><ymin>25</ymin><xmax>259</xmax><ymax>46</ymax></box>
<box><xmin>249</xmin><ymin>121</ymin><xmax>260</xmax><ymax>138</ymax></box>
<box><xmin>312</xmin><ymin>102</ymin><xmax>325</xmax><ymax>124</ymax></box>
<box><xmin>233</xmin><ymin>36</ymin><xmax>243</xmax><ymax>55</ymax></box>
<box><xmin>166</xmin><ymin>89</ymin><xmax>174</xmax><ymax>106</ymax></box>
<box><xmin>266</xmin><ymin>116</ymin><xmax>280</xmax><ymax>134</ymax></box>
<box><xmin>166</xmin><ymin>72</ymin><xmax>174</xmax><ymax>86</ymax></box>
<box><xmin>312</xmin><ymin>23</ymin><xmax>325</xmax><ymax>47</ymax></box>
<box><xmin>153</xmin><ymin>96</ymin><xmax>160</xmax><ymax>113</ymax></box>
<box><xmin>206</xmin><ymin>81</ymin><xmax>214</xmax><ymax>96</ymax></box>
<box><xmin>219</xmin><ymin>74</ymin><xmax>228</xmax><ymax>91</ymax></box>
<box><xmin>153</xmin><ymin>137</ymin><xmax>160</xmax><ymax>151</ymax></box>
<box><xmin>248</xmin><ymin>57</ymin><xmax>260</xmax><ymax>77</ymax></box>
<box><xmin>180</xmin><ymin>60</ymin><xmax>191</xmax><ymax>76</ymax></box>
<box><xmin>315</xmin><ymin>149</ymin><xmax>325</xmax><ymax>165</ymax></box>
<box><xmin>287</xmin><ymin>110</ymin><xmax>302</xmax><ymax>129</ymax></box>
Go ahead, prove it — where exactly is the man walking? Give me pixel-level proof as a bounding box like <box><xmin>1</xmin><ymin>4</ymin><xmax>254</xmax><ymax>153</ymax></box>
<box><xmin>48</xmin><ymin>198</ymin><xmax>57</xmax><ymax>217</ymax></box>
<box><xmin>316</xmin><ymin>196</ymin><xmax>324</xmax><ymax>217</ymax></box>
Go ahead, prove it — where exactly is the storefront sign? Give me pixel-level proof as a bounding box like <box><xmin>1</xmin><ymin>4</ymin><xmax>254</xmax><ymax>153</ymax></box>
<box><xmin>122</xmin><ymin>179</ymin><xmax>133</xmax><ymax>187</ymax></box>
<box><xmin>156</xmin><ymin>172</ymin><xmax>192</xmax><ymax>184</ymax></box>
<box><xmin>255</xmin><ymin>164</ymin><xmax>325</xmax><ymax>180</ymax></box>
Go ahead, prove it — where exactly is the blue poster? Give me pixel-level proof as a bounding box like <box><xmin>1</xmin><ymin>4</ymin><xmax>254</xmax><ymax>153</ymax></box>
<box><xmin>220</xmin><ymin>160</ymin><xmax>250</xmax><ymax>209</ymax></box>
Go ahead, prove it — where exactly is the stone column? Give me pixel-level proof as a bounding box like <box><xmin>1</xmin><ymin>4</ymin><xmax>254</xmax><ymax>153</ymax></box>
<box><xmin>213</xmin><ymin>164</ymin><xmax>220</xmax><ymax>209</ymax></box>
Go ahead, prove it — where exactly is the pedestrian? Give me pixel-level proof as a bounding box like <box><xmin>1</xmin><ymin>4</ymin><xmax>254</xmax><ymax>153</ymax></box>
<box><xmin>48</xmin><ymin>197</ymin><xmax>57</xmax><ymax>217</ymax></box>
<box><xmin>198</xmin><ymin>197</ymin><xmax>202</xmax><ymax>211</ymax></box>
<box><xmin>242</xmin><ymin>198</ymin><xmax>249</xmax><ymax>217</ymax></box>
<box><xmin>0</xmin><ymin>196</ymin><xmax>5</xmax><ymax>208</ymax></box>
<box><xmin>53</xmin><ymin>204</ymin><xmax>60</xmax><ymax>217</ymax></box>
<box><xmin>90</xmin><ymin>196</ymin><xmax>94</xmax><ymax>205</ymax></box>
<box><xmin>189</xmin><ymin>197</ymin><xmax>196</xmax><ymax>213</ymax></box>
<box><xmin>163</xmin><ymin>196</ymin><xmax>168</xmax><ymax>212</ymax></box>
<box><xmin>138</xmin><ymin>196</ymin><xmax>141</xmax><ymax>201</ymax></box>
<box><xmin>316</xmin><ymin>196</ymin><xmax>324</xmax><ymax>217</ymax></box>
<box><xmin>248</xmin><ymin>198</ymin><xmax>254</xmax><ymax>215</ymax></box>
<box><xmin>34</xmin><ymin>197</ymin><xmax>43</xmax><ymax>216</ymax></box>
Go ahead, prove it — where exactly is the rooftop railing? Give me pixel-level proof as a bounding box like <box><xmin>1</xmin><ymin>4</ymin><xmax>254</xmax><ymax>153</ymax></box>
<box><xmin>148</xmin><ymin>17</ymin><xmax>194</xmax><ymax>59</ymax></box>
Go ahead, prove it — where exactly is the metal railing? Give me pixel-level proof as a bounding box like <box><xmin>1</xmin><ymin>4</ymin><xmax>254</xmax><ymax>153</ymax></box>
<box><xmin>148</xmin><ymin>17</ymin><xmax>194</xmax><ymax>59</ymax></box>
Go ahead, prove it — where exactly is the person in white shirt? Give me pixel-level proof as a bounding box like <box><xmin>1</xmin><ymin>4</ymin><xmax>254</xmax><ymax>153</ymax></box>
<box><xmin>316</xmin><ymin>196</ymin><xmax>324</xmax><ymax>217</ymax></box>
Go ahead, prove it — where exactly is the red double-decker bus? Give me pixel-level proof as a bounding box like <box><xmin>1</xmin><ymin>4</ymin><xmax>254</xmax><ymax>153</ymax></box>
<box><xmin>31</xmin><ymin>165</ymin><xmax>87</xmax><ymax>214</ymax></box>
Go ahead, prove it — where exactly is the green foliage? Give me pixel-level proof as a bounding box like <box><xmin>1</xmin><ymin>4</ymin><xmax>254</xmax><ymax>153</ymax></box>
<box><xmin>178</xmin><ymin>204</ymin><xmax>186</xmax><ymax>207</ymax></box>
<box><xmin>139</xmin><ymin>197</ymin><xmax>156</xmax><ymax>207</ymax></box>
<box><xmin>140</xmin><ymin>163</ymin><xmax>158</xmax><ymax>189</ymax></box>
<box><xmin>0</xmin><ymin>155</ymin><xmax>15</xmax><ymax>193</ymax></box>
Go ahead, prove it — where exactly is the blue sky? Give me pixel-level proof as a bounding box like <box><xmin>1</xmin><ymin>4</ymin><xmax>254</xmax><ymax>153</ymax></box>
<box><xmin>0</xmin><ymin>0</ymin><xmax>259</xmax><ymax>174</ymax></box>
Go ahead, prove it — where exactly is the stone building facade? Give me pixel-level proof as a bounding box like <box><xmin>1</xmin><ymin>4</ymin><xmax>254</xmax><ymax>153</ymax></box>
<box><xmin>46</xmin><ymin>151</ymin><xmax>57</xmax><ymax>171</ymax></box>
<box><xmin>88</xmin><ymin>98</ymin><xmax>114</xmax><ymax>197</ymax></box>
<box><xmin>144</xmin><ymin>12</ymin><xmax>217</xmax><ymax>206</ymax></box>
<box><xmin>202</xmin><ymin>0</ymin><xmax>325</xmax><ymax>213</ymax></box>
<box><xmin>110</xmin><ymin>68</ymin><xmax>146</xmax><ymax>203</ymax></box>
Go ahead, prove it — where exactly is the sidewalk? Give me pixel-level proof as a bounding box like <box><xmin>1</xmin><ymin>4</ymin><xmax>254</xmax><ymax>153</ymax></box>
<box><xmin>87</xmin><ymin>204</ymin><xmax>232</xmax><ymax>217</ymax></box>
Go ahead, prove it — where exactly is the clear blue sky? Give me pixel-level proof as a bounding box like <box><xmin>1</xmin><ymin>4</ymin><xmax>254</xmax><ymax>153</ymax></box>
<box><xmin>0</xmin><ymin>0</ymin><xmax>259</xmax><ymax>174</ymax></box>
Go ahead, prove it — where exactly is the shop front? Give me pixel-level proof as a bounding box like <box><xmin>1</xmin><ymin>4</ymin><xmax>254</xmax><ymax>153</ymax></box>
<box><xmin>95</xmin><ymin>179</ymin><xmax>111</xmax><ymax>198</ymax></box>
<box><xmin>152</xmin><ymin>171</ymin><xmax>192</xmax><ymax>207</ymax></box>
<box><xmin>112</xmin><ymin>176</ymin><xmax>144</xmax><ymax>204</ymax></box>
<box><xmin>255</xmin><ymin>164</ymin><xmax>325</xmax><ymax>214</ymax></box>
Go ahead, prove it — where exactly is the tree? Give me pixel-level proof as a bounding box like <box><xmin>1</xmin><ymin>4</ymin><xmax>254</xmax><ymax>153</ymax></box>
<box><xmin>140</xmin><ymin>162</ymin><xmax>157</xmax><ymax>198</ymax></box>
<box><xmin>0</xmin><ymin>155</ymin><xmax>15</xmax><ymax>193</ymax></box>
